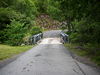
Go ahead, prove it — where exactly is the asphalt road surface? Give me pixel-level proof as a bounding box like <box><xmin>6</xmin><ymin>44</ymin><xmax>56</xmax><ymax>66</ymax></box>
<box><xmin>0</xmin><ymin>30</ymin><xmax>100</xmax><ymax>75</ymax></box>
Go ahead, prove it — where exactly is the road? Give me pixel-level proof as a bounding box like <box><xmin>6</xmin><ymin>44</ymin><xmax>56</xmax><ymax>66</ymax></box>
<box><xmin>0</xmin><ymin>30</ymin><xmax>100</xmax><ymax>75</ymax></box>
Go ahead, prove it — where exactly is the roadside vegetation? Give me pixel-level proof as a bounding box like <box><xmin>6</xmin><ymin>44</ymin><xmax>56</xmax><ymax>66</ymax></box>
<box><xmin>0</xmin><ymin>0</ymin><xmax>42</xmax><ymax>46</ymax></box>
<box><xmin>58</xmin><ymin>0</ymin><xmax>100</xmax><ymax>67</ymax></box>
<box><xmin>0</xmin><ymin>44</ymin><xmax>33</xmax><ymax>61</ymax></box>
<box><xmin>65</xmin><ymin>43</ymin><xmax>100</xmax><ymax>66</ymax></box>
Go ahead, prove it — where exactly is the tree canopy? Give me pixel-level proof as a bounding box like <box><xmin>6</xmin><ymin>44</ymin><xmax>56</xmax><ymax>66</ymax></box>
<box><xmin>0</xmin><ymin>0</ymin><xmax>100</xmax><ymax>46</ymax></box>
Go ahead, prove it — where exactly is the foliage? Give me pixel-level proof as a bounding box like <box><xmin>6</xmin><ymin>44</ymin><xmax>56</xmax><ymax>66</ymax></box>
<box><xmin>0</xmin><ymin>8</ymin><xmax>25</xmax><ymax>30</ymax></box>
<box><xmin>65</xmin><ymin>43</ymin><xmax>100</xmax><ymax>66</ymax></box>
<box><xmin>14</xmin><ymin>0</ymin><xmax>38</xmax><ymax>19</ymax></box>
<box><xmin>0</xmin><ymin>0</ymin><xmax>15</xmax><ymax>7</ymax></box>
<box><xmin>0</xmin><ymin>0</ymin><xmax>40</xmax><ymax>45</ymax></box>
<box><xmin>0</xmin><ymin>8</ymin><xmax>34</xmax><ymax>44</ymax></box>
<box><xmin>58</xmin><ymin>0</ymin><xmax>100</xmax><ymax>45</ymax></box>
<box><xmin>46</xmin><ymin>0</ymin><xmax>62</xmax><ymax>20</ymax></box>
<box><xmin>47</xmin><ymin>5</ymin><xmax>61</xmax><ymax>20</ymax></box>
<box><xmin>69</xmin><ymin>33</ymin><xmax>79</xmax><ymax>43</ymax></box>
<box><xmin>0</xmin><ymin>8</ymin><xmax>24</xmax><ymax>43</ymax></box>
<box><xmin>5</xmin><ymin>20</ymin><xmax>27</xmax><ymax>46</ymax></box>
<box><xmin>30</xmin><ymin>26</ymin><xmax>42</xmax><ymax>35</ymax></box>
<box><xmin>35</xmin><ymin>0</ymin><xmax>47</xmax><ymax>13</ymax></box>
<box><xmin>57</xmin><ymin>0</ymin><xmax>100</xmax><ymax>62</ymax></box>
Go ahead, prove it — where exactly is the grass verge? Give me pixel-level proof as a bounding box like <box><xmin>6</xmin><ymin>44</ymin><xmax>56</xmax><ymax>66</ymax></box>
<box><xmin>64</xmin><ymin>43</ymin><xmax>100</xmax><ymax>67</ymax></box>
<box><xmin>0</xmin><ymin>44</ymin><xmax>33</xmax><ymax>61</ymax></box>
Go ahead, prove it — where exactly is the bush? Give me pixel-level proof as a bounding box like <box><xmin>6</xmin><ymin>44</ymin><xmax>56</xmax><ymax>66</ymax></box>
<box><xmin>84</xmin><ymin>43</ymin><xmax>100</xmax><ymax>55</ymax></box>
<box><xmin>0</xmin><ymin>8</ymin><xmax>24</xmax><ymax>43</ymax></box>
<box><xmin>0</xmin><ymin>8</ymin><xmax>20</xmax><ymax>30</ymax></box>
<box><xmin>30</xmin><ymin>26</ymin><xmax>42</xmax><ymax>35</ymax></box>
<box><xmin>0</xmin><ymin>8</ymin><xmax>28</xmax><ymax>31</ymax></box>
<box><xmin>84</xmin><ymin>43</ymin><xmax>100</xmax><ymax>66</ymax></box>
<box><xmin>5</xmin><ymin>20</ymin><xmax>27</xmax><ymax>46</ymax></box>
<box><xmin>69</xmin><ymin>32</ymin><xmax>79</xmax><ymax>43</ymax></box>
<box><xmin>0</xmin><ymin>8</ymin><xmax>35</xmax><ymax>44</ymax></box>
<box><xmin>71</xmin><ymin>18</ymin><xmax>100</xmax><ymax>44</ymax></box>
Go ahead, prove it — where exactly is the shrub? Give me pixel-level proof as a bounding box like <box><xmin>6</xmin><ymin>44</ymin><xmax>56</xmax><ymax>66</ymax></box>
<box><xmin>0</xmin><ymin>8</ymin><xmax>35</xmax><ymax>44</ymax></box>
<box><xmin>0</xmin><ymin>8</ymin><xmax>24</xmax><ymax>43</ymax></box>
<box><xmin>30</xmin><ymin>26</ymin><xmax>42</xmax><ymax>35</ymax></box>
<box><xmin>5</xmin><ymin>20</ymin><xmax>27</xmax><ymax>46</ymax></box>
<box><xmin>84</xmin><ymin>43</ymin><xmax>100</xmax><ymax>55</ymax></box>
<box><xmin>69</xmin><ymin>32</ymin><xmax>79</xmax><ymax>43</ymax></box>
<box><xmin>0</xmin><ymin>8</ymin><xmax>27</xmax><ymax>31</ymax></box>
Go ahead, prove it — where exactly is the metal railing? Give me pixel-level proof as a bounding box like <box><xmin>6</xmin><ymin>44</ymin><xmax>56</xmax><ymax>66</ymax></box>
<box><xmin>60</xmin><ymin>31</ymin><xmax>69</xmax><ymax>43</ymax></box>
<box><xmin>29</xmin><ymin>33</ymin><xmax>43</xmax><ymax>44</ymax></box>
